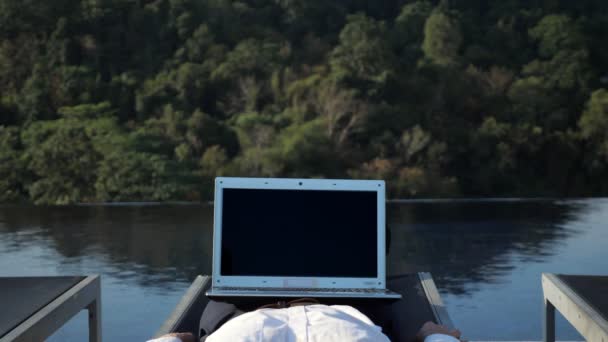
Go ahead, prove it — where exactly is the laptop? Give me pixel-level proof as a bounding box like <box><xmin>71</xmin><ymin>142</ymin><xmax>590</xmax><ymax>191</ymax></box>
<box><xmin>206</xmin><ymin>177</ymin><xmax>401</xmax><ymax>299</ymax></box>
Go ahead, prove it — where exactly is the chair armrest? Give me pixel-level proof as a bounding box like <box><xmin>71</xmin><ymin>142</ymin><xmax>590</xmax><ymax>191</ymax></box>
<box><xmin>155</xmin><ymin>275</ymin><xmax>211</xmax><ymax>337</ymax></box>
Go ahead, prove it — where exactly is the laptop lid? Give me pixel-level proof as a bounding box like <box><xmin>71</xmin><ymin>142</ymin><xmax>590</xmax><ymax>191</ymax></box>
<box><xmin>211</xmin><ymin>177</ymin><xmax>386</xmax><ymax>290</ymax></box>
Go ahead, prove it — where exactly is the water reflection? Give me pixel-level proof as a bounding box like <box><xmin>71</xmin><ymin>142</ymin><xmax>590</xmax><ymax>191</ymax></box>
<box><xmin>387</xmin><ymin>200</ymin><xmax>582</xmax><ymax>295</ymax></box>
<box><xmin>0</xmin><ymin>205</ymin><xmax>214</xmax><ymax>290</ymax></box>
<box><xmin>0</xmin><ymin>200</ymin><xmax>584</xmax><ymax>295</ymax></box>
<box><xmin>0</xmin><ymin>200</ymin><xmax>601</xmax><ymax>340</ymax></box>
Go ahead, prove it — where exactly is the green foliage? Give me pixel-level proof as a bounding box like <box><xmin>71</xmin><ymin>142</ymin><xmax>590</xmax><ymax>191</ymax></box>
<box><xmin>0</xmin><ymin>126</ymin><xmax>25</xmax><ymax>201</ymax></box>
<box><xmin>579</xmin><ymin>89</ymin><xmax>608</xmax><ymax>140</ymax></box>
<box><xmin>136</xmin><ymin>63</ymin><xmax>210</xmax><ymax>119</ymax></box>
<box><xmin>174</xmin><ymin>24</ymin><xmax>221</xmax><ymax>64</ymax></box>
<box><xmin>525</xmin><ymin>15</ymin><xmax>590</xmax><ymax>92</ymax></box>
<box><xmin>200</xmin><ymin>145</ymin><xmax>228</xmax><ymax>176</ymax></box>
<box><xmin>95</xmin><ymin>150</ymin><xmax>188</xmax><ymax>202</ymax></box>
<box><xmin>58</xmin><ymin>102</ymin><xmax>115</xmax><ymax>119</ymax></box>
<box><xmin>394</xmin><ymin>1</ymin><xmax>433</xmax><ymax>59</ymax></box>
<box><xmin>21</xmin><ymin>119</ymin><xmax>101</xmax><ymax>204</ymax></box>
<box><xmin>1</xmin><ymin>0</ymin><xmax>608</xmax><ymax>203</ymax></box>
<box><xmin>18</xmin><ymin>63</ymin><xmax>54</xmax><ymax>121</ymax></box>
<box><xmin>213</xmin><ymin>39</ymin><xmax>283</xmax><ymax>80</ymax></box>
<box><xmin>186</xmin><ymin>109</ymin><xmax>239</xmax><ymax>156</ymax></box>
<box><xmin>529</xmin><ymin>15</ymin><xmax>585</xmax><ymax>58</ymax></box>
<box><xmin>278</xmin><ymin>119</ymin><xmax>337</xmax><ymax>176</ymax></box>
<box><xmin>508</xmin><ymin>13</ymin><xmax>591</xmax><ymax>131</ymax></box>
<box><xmin>422</xmin><ymin>9</ymin><xmax>462</xmax><ymax>66</ymax></box>
<box><xmin>330</xmin><ymin>14</ymin><xmax>395</xmax><ymax>88</ymax></box>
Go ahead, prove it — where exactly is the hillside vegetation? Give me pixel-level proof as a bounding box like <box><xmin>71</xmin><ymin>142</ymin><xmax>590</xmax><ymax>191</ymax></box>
<box><xmin>1</xmin><ymin>0</ymin><xmax>608</xmax><ymax>203</ymax></box>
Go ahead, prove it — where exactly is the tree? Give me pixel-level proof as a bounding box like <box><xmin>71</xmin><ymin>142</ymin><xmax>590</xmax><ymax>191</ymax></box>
<box><xmin>18</xmin><ymin>63</ymin><xmax>54</xmax><ymax>122</ymax></box>
<box><xmin>273</xmin><ymin>0</ymin><xmax>345</xmax><ymax>37</ymax></box>
<box><xmin>173</xmin><ymin>24</ymin><xmax>221</xmax><ymax>64</ymax></box>
<box><xmin>58</xmin><ymin>102</ymin><xmax>115</xmax><ymax>119</ymax></box>
<box><xmin>200</xmin><ymin>145</ymin><xmax>228</xmax><ymax>176</ymax></box>
<box><xmin>185</xmin><ymin>109</ymin><xmax>239</xmax><ymax>157</ymax></box>
<box><xmin>212</xmin><ymin>39</ymin><xmax>282</xmax><ymax>81</ymax></box>
<box><xmin>21</xmin><ymin>119</ymin><xmax>101</xmax><ymax>204</ymax></box>
<box><xmin>0</xmin><ymin>126</ymin><xmax>25</xmax><ymax>201</ymax></box>
<box><xmin>136</xmin><ymin>63</ymin><xmax>209</xmax><ymax>119</ymax></box>
<box><xmin>393</xmin><ymin>1</ymin><xmax>433</xmax><ymax>59</ymax></box>
<box><xmin>95</xmin><ymin>150</ymin><xmax>189</xmax><ymax>202</ymax></box>
<box><xmin>509</xmin><ymin>14</ymin><xmax>591</xmax><ymax>130</ymax></box>
<box><xmin>524</xmin><ymin>15</ymin><xmax>590</xmax><ymax>92</ymax></box>
<box><xmin>421</xmin><ymin>9</ymin><xmax>462</xmax><ymax>66</ymax></box>
<box><xmin>278</xmin><ymin>119</ymin><xmax>338</xmax><ymax>176</ymax></box>
<box><xmin>2</xmin><ymin>0</ymin><xmax>608</xmax><ymax>202</ymax></box>
<box><xmin>529</xmin><ymin>15</ymin><xmax>585</xmax><ymax>59</ymax></box>
<box><xmin>579</xmin><ymin>89</ymin><xmax>608</xmax><ymax>141</ymax></box>
<box><xmin>330</xmin><ymin>13</ymin><xmax>395</xmax><ymax>89</ymax></box>
<box><xmin>577</xmin><ymin>89</ymin><xmax>608</xmax><ymax>193</ymax></box>
<box><xmin>312</xmin><ymin>81</ymin><xmax>368</xmax><ymax>147</ymax></box>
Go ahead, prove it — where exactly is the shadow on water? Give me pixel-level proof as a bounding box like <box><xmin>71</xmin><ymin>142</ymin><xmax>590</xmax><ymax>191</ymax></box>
<box><xmin>387</xmin><ymin>200</ymin><xmax>585</xmax><ymax>295</ymax></box>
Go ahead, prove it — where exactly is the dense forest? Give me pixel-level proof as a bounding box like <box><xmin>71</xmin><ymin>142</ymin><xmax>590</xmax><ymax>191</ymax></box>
<box><xmin>1</xmin><ymin>0</ymin><xmax>608</xmax><ymax>204</ymax></box>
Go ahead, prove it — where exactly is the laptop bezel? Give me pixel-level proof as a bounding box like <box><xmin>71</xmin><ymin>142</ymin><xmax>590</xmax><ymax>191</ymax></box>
<box><xmin>211</xmin><ymin>177</ymin><xmax>386</xmax><ymax>290</ymax></box>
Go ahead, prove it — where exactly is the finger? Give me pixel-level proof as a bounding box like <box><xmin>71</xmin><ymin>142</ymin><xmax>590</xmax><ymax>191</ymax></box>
<box><xmin>450</xmin><ymin>329</ymin><xmax>462</xmax><ymax>338</ymax></box>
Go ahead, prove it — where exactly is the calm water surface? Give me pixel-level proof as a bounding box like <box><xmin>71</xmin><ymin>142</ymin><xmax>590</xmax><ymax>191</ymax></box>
<box><xmin>1</xmin><ymin>199</ymin><xmax>607</xmax><ymax>341</ymax></box>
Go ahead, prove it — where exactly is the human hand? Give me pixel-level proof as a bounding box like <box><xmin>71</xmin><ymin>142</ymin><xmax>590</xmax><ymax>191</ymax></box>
<box><xmin>416</xmin><ymin>321</ymin><xmax>462</xmax><ymax>341</ymax></box>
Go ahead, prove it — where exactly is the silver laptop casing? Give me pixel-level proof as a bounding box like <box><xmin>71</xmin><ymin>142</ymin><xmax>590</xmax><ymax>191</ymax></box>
<box><xmin>207</xmin><ymin>177</ymin><xmax>401</xmax><ymax>299</ymax></box>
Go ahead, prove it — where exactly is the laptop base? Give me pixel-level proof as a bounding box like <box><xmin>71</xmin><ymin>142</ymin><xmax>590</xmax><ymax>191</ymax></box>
<box><xmin>206</xmin><ymin>288</ymin><xmax>402</xmax><ymax>300</ymax></box>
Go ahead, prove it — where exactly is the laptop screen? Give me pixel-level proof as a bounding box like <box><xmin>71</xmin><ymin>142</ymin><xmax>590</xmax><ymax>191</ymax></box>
<box><xmin>220</xmin><ymin>188</ymin><xmax>378</xmax><ymax>278</ymax></box>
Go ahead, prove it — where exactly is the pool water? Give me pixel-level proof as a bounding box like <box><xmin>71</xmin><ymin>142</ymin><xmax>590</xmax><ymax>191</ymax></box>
<box><xmin>1</xmin><ymin>199</ymin><xmax>606</xmax><ymax>340</ymax></box>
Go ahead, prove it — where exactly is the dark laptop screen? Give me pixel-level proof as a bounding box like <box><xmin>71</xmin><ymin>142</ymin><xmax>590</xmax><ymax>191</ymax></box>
<box><xmin>220</xmin><ymin>188</ymin><xmax>378</xmax><ymax>278</ymax></box>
